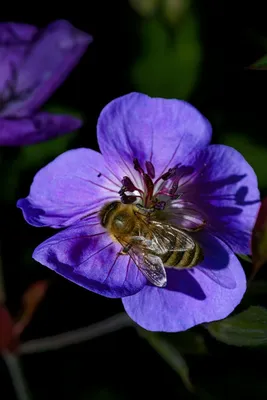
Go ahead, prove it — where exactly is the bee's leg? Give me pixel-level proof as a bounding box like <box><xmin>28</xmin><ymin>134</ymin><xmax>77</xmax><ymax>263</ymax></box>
<box><xmin>118</xmin><ymin>244</ymin><xmax>131</xmax><ymax>256</ymax></box>
<box><xmin>131</xmin><ymin>236</ymin><xmax>153</xmax><ymax>247</ymax></box>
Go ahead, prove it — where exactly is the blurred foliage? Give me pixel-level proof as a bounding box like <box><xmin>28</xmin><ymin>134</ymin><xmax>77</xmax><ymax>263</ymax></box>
<box><xmin>206</xmin><ymin>306</ymin><xmax>267</xmax><ymax>347</ymax></box>
<box><xmin>139</xmin><ymin>329</ymin><xmax>194</xmax><ymax>392</ymax></box>
<box><xmin>249</xmin><ymin>54</ymin><xmax>267</xmax><ymax>70</ymax></box>
<box><xmin>131</xmin><ymin>4</ymin><xmax>201</xmax><ymax>99</ymax></box>
<box><xmin>129</xmin><ymin>0</ymin><xmax>189</xmax><ymax>25</ymax></box>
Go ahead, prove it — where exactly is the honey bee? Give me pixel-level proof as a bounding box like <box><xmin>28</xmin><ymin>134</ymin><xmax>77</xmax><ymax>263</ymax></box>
<box><xmin>99</xmin><ymin>201</ymin><xmax>204</xmax><ymax>288</ymax></box>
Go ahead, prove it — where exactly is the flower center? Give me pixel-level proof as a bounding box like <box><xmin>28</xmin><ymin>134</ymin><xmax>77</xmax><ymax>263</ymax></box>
<box><xmin>118</xmin><ymin>158</ymin><xmax>180</xmax><ymax>210</ymax></box>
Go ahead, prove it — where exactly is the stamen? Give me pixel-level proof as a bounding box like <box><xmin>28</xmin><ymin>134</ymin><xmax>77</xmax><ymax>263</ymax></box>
<box><xmin>156</xmin><ymin>190</ymin><xmax>180</xmax><ymax>200</ymax></box>
<box><xmin>143</xmin><ymin>173</ymin><xmax>154</xmax><ymax>206</ymax></box>
<box><xmin>145</xmin><ymin>161</ymin><xmax>155</xmax><ymax>179</ymax></box>
<box><xmin>133</xmin><ymin>158</ymin><xmax>144</xmax><ymax>175</ymax></box>
<box><xmin>120</xmin><ymin>194</ymin><xmax>137</xmax><ymax>204</ymax></box>
<box><xmin>169</xmin><ymin>181</ymin><xmax>178</xmax><ymax>195</ymax></box>
<box><xmin>154</xmin><ymin>167</ymin><xmax>177</xmax><ymax>185</ymax></box>
<box><xmin>121</xmin><ymin>176</ymin><xmax>138</xmax><ymax>192</ymax></box>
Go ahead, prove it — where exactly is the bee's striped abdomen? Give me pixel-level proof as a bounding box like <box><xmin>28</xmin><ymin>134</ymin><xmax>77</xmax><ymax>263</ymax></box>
<box><xmin>163</xmin><ymin>240</ymin><xmax>203</xmax><ymax>268</ymax></box>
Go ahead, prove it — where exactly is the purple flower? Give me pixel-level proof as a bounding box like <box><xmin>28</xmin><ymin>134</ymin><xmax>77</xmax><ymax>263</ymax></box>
<box><xmin>0</xmin><ymin>20</ymin><xmax>92</xmax><ymax>146</ymax></box>
<box><xmin>17</xmin><ymin>93</ymin><xmax>260</xmax><ymax>332</ymax></box>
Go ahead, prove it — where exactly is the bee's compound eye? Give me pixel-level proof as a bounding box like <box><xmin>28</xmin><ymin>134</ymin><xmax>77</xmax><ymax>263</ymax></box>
<box><xmin>113</xmin><ymin>213</ymin><xmax>134</xmax><ymax>234</ymax></box>
<box><xmin>113</xmin><ymin>215</ymin><xmax>127</xmax><ymax>230</ymax></box>
<box><xmin>114</xmin><ymin>218</ymin><xmax>124</xmax><ymax>228</ymax></box>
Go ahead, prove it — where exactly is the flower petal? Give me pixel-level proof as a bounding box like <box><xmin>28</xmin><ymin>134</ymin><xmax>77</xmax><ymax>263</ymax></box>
<box><xmin>0</xmin><ymin>22</ymin><xmax>37</xmax><ymax>42</ymax></box>
<box><xmin>33</xmin><ymin>220</ymin><xmax>146</xmax><ymax>298</ymax></box>
<box><xmin>17</xmin><ymin>147</ymin><xmax>120</xmax><ymax>228</ymax></box>
<box><xmin>122</xmin><ymin>233</ymin><xmax>246</xmax><ymax>332</ymax></box>
<box><xmin>0</xmin><ymin>112</ymin><xmax>81</xmax><ymax>146</ymax></box>
<box><xmin>2</xmin><ymin>20</ymin><xmax>92</xmax><ymax>117</ymax></box>
<box><xmin>97</xmin><ymin>93</ymin><xmax>212</xmax><ymax>181</ymax></box>
<box><xmin>0</xmin><ymin>23</ymin><xmax>37</xmax><ymax>101</ymax></box>
<box><xmin>180</xmin><ymin>144</ymin><xmax>260</xmax><ymax>254</ymax></box>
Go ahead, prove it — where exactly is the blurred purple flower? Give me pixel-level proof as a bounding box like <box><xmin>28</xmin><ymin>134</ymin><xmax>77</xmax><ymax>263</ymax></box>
<box><xmin>17</xmin><ymin>93</ymin><xmax>260</xmax><ymax>332</ymax></box>
<box><xmin>0</xmin><ymin>20</ymin><xmax>92</xmax><ymax>146</ymax></box>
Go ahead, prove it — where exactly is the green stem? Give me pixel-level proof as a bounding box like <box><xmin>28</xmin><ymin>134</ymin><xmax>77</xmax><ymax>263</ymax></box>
<box><xmin>19</xmin><ymin>312</ymin><xmax>133</xmax><ymax>354</ymax></box>
<box><xmin>2</xmin><ymin>352</ymin><xmax>31</xmax><ymax>400</ymax></box>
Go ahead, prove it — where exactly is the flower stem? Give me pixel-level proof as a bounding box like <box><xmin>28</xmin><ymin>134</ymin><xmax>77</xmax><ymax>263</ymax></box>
<box><xmin>19</xmin><ymin>312</ymin><xmax>133</xmax><ymax>354</ymax></box>
<box><xmin>2</xmin><ymin>352</ymin><xmax>31</xmax><ymax>400</ymax></box>
<box><xmin>138</xmin><ymin>329</ymin><xmax>194</xmax><ymax>393</ymax></box>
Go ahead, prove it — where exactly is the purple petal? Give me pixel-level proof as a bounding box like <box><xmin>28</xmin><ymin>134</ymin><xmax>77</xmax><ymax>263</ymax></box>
<box><xmin>122</xmin><ymin>233</ymin><xmax>246</xmax><ymax>332</ymax></box>
<box><xmin>180</xmin><ymin>144</ymin><xmax>260</xmax><ymax>254</ymax></box>
<box><xmin>2</xmin><ymin>20</ymin><xmax>92</xmax><ymax>117</ymax></box>
<box><xmin>0</xmin><ymin>112</ymin><xmax>81</xmax><ymax>146</ymax></box>
<box><xmin>0</xmin><ymin>23</ymin><xmax>37</xmax><ymax>94</ymax></box>
<box><xmin>0</xmin><ymin>23</ymin><xmax>37</xmax><ymax>42</ymax></box>
<box><xmin>17</xmin><ymin>148</ymin><xmax>120</xmax><ymax>228</ymax></box>
<box><xmin>97</xmin><ymin>93</ymin><xmax>212</xmax><ymax>181</ymax></box>
<box><xmin>33</xmin><ymin>219</ymin><xmax>146</xmax><ymax>298</ymax></box>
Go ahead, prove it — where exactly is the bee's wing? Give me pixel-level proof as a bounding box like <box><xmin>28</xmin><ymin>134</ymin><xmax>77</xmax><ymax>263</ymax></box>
<box><xmin>128</xmin><ymin>247</ymin><xmax>167</xmax><ymax>287</ymax></box>
<box><xmin>116</xmin><ymin>235</ymin><xmax>167</xmax><ymax>287</ymax></box>
<box><xmin>143</xmin><ymin>220</ymin><xmax>196</xmax><ymax>255</ymax></box>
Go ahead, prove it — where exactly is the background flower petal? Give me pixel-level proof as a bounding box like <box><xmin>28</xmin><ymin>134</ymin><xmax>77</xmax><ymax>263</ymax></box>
<box><xmin>33</xmin><ymin>220</ymin><xmax>146</xmax><ymax>298</ymax></box>
<box><xmin>0</xmin><ymin>23</ymin><xmax>37</xmax><ymax>103</ymax></box>
<box><xmin>0</xmin><ymin>112</ymin><xmax>81</xmax><ymax>146</ymax></box>
<box><xmin>179</xmin><ymin>144</ymin><xmax>260</xmax><ymax>254</ymax></box>
<box><xmin>17</xmin><ymin>147</ymin><xmax>120</xmax><ymax>228</ymax></box>
<box><xmin>122</xmin><ymin>234</ymin><xmax>246</xmax><ymax>332</ymax></box>
<box><xmin>2</xmin><ymin>20</ymin><xmax>92</xmax><ymax>117</ymax></box>
<box><xmin>97</xmin><ymin>92</ymin><xmax>212</xmax><ymax>180</ymax></box>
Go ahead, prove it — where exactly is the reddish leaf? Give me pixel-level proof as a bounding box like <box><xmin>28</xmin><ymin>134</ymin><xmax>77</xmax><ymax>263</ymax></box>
<box><xmin>13</xmin><ymin>280</ymin><xmax>48</xmax><ymax>336</ymax></box>
<box><xmin>0</xmin><ymin>305</ymin><xmax>19</xmax><ymax>352</ymax></box>
<box><xmin>251</xmin><ymin>198</ymin><xmax>267</xmax><ymax>280</ymax></box>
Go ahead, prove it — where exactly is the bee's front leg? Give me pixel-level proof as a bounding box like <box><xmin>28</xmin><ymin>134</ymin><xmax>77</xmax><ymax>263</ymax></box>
<box><xmin>118</xmin><ymin>244</ymin><xmax>131</xmax><ymax>256</ymax></box>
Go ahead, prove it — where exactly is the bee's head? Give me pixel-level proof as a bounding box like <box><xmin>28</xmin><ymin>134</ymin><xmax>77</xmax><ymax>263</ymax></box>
<box><xmin>113</xmin><ymin>208</ymin><xmax>135</xmax><ymax>234</ymax></box>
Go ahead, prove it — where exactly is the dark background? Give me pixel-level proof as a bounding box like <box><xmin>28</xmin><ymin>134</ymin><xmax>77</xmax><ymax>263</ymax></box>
<box><xmin>1</xmin><ymin>1</ymin><xmax>267</xmax><ymax>398</ymax></box>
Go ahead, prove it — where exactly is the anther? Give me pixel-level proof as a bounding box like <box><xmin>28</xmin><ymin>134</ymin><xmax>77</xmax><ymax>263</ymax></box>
<box><xmin>120</xmin><ymin>194</ymin><xmax>137</xmax><ymax>204</ymax></box>
<box><xmin>160</xmin><ymin>167</ymin><xmax>177</xmax><ymax>181</ymax></box>
<box><xmin>121</xmin><ymin>176</ymin><xmax>137</xmax><ymax>192</ymax></box>
<box><xmin>145</xmin><ymin>161</ymin><xmax>155</xmax><ymax>179</ymax></box>
<box><xmin>133</xmin><ymin>158</ymin><xmax>144</xmax><ymax>175</ymax></box>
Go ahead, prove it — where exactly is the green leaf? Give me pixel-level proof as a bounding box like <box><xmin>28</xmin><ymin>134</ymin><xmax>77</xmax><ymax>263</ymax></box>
<box><xmin>129</xmin><ymin>0</ymin><xmax>159</xmax><ymax>17</ymax></box>
<box><xmin>246</xmin><ymin>280</ymin><xmax>267</xmax><ymax>297</ymax></box>
<box><xmin>139</xmin><ymin>330</ymin><xmax>194</xmax><ymax>392</ymax></box>
<box><xmin>206</xmin><ymin>306</ymin><xmax>267</xmax><ymax>347</ymax></box>
<box><xmin>220</xmin><ymin>133</ymin><xmax>267</xmax><ymax>189</ymax></box>
<box><xmin>131</xmin><ymin>8</ymin><xmax>202</xmax><ymax>100</ymax></box>
<box><xmin>163</xmin><ymin>330</ymin><xmax>208</xmax><ymax>355</ymax></box>
<box><xmin>163</xmin><ymin>0</ymin><xmax>190</xmax><ymax>26</ymax></box>
<box><xmin>248</xmin><ymin>54</ymin><xmax>267</xmax><ymax>70</ymax></box>
<box><xmin>237</xmin><ymin>254</ymin><xmax>252</xmax><ymax>263</ymax></box>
